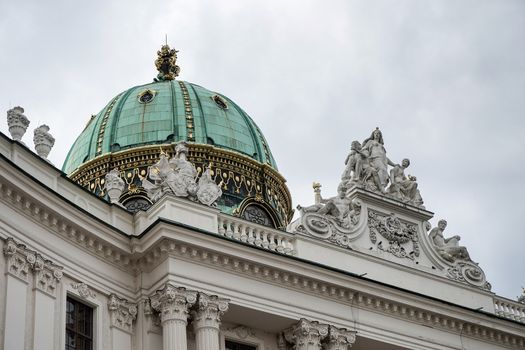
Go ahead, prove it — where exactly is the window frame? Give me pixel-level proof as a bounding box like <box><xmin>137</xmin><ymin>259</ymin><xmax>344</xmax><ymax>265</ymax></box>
<box><xmin>220</xmin><ymin>327</ymin><xmax>265</xmax><ymax>350</ymax></box>
<box><xmin>60</xmin><ymin>281</ymin><xmax>103</xmax><ymax>350</ymax></box>
<box><xmin>65</xmin><ymin>296</ymin><xmax>94</xmax><ymax>350</ymax></box>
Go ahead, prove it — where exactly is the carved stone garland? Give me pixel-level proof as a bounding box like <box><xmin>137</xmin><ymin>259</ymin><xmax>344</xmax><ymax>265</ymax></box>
<box><xmin>368</xmin><ymin>211</ymin><xmax>419</xmax><ymax>260</ymax></box>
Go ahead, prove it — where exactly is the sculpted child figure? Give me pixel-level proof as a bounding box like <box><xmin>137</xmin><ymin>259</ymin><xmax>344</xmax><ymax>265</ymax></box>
<box><xmin>341</xmin><ymin>140</ymin><xmax>382</xmax><ymax>192</ymax></box>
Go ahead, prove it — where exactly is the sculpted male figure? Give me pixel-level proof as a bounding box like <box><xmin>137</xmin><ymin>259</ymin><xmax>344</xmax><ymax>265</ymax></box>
<box><xmin>429</xmin><ymin>220</ymin><xmax>471</xmax><ymax>263</ymax></box>
<box><xmin>298</xmin><ymin>185</ymin><xmax>357</xmax><ymax>227</ymax></box>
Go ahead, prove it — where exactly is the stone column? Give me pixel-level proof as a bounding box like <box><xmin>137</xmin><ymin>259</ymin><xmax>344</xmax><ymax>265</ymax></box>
<box><xmin>192</xmin><ymin>293</ymin><xmax>229</xmax><ymax>350</ymax></box>
<box><xmin>284</xmin><ymin>318</ymin><xmax>329</xmax><ymax>350</ymax></box>
<box><xmin>325</xmin><ymin>325</ymin><xmax>356</xmax><ymax>350</ymax></box>
<box><xmin>150</xmin><ymin>283</ymin><xmax>198</xmax><ymax>350</ymax></box>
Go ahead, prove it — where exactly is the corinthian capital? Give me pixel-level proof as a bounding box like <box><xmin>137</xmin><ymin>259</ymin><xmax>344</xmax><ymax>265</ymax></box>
<box><xmin>284</xmin><ymin>318</ymin><xmax>329</xmax><ymax>349</ymax></box>
<box><xmin>149</xmin><ymin>283</ymin><xmax>197</xmax><ymax>324</ymax></box>
<box><xmin>108</xmin><ymin>294</ymin><xmax>138</xmax><ymax>334</ymax></box>
<box><xmin>3</xmin><ymin>237</ymin><xmax>63</xmax><ymax>293</ymax></box>
<box><xmin>193</xmin><ymin>293</ymin><xmax>230</xmax><ymax>330</ymax></box>
<box><xmin>325</xmin><ymin>325</ymin><xmax>356</xmax><ymax>350</ymax></box>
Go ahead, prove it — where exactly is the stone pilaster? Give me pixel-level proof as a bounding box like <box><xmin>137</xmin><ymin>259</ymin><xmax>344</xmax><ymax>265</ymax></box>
<box><xmin>284</xmin><ymin>318</ymin><xmax>329</xmax><ymax>350</ymax></box>
<box><xmin>150</xmin><ymin>283</ymin><xmax>198</xmax><ymax>350</ymax></box>
<box><xmin>3</xmin><ymin>237</ymin><xmax>64</xmax><ymax>350</ymax></box>
<box><xmin>325</xmin><ymin>325</ymin><xmax>356</xmax><ymax>350</ymax></box>
<box><xmin>192</xmin><ymin>293</ymin><xmax>229</xmax><ymax>350</ymax></box>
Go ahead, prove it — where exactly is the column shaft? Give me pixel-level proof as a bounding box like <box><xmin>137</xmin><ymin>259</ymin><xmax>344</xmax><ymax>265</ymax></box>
<box><xmin>163</xmin><ymin>319</ymin><xmax>188</xmax><ymax>350</ymax></box>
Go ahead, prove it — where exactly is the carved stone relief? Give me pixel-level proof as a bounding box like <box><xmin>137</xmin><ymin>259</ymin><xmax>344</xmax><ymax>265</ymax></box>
<box><xmin>71</xmin><ymin>282</ymin><xmax>97</xmax><ymax>299</ymax></box>
<box><xmin>368</xmin><ymin>211</ymin><xmax>419</xmax><ymax>260</ymax></box>
<box><xmin>241</xmin><ymin>204</ymin><xmax>274</xmax><ymax>227</ymax></box>
<box><xmin>141</xmin><ymin>142</ymin><xmax>222</xmax><ymax>207</ymax></box>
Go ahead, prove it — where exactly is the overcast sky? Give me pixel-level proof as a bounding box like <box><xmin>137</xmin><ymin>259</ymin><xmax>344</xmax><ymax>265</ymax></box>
<box><xmin>1</xmin><ymin>0</ymin><xmax>523</xmax><ymax>300</ymax></box>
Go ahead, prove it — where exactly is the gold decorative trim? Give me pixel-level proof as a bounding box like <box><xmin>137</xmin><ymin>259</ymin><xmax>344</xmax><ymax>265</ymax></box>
<box><xmin>68</xmin><ymin>143</ymin><xmax>293</xmax><ymax>225</ymax></box>
<box><xmin>178</xmin><ymin>81</ymin><xmax>195</xmax><ymax>142</ymax></box>
<box><xmin>95</xmin><ymin>93</ymin><xmax>122</xmax><ymax>157</ymax></box>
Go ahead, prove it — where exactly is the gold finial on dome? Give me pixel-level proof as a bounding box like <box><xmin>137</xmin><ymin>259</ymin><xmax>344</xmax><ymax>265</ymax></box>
<box><xmin>154</xmin><ymin>43</ymin><xmax>180</xmax><ymax>82</ymax></box>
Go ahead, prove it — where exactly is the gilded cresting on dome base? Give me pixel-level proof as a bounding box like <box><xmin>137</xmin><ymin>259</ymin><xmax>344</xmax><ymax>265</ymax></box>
<box><xmin>63</xmin><ymin>44</ymin><xmax>293</xmax><ymax>229</ymax></box>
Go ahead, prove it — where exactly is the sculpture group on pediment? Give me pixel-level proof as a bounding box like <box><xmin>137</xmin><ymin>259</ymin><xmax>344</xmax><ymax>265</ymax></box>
<box><xmin>141</xmin><ymin>142</ymin><xmax>222</xmax><ymax>207</ymax></box>
<box><xmin>340</xmin><ymin>128</ymin><xmax>424</xmax><ymax>208</ymax></box>
<box><xmin>294</xmin><ymin>183</ymin><xmax>363</xmax><ymax>247</ymax></box>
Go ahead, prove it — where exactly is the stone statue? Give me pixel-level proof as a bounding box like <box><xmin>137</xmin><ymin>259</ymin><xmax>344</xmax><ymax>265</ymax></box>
<box><xmin>141</xmin><ymin>142</ymin><xmax>222</xmax><ymax>207</ymax></box>
<box><xmin>7</xmin><ymin>106</ymin><xmax>30</xmax><ymax>141</ymax></box>
<box><xmin>429</xmin><ymin>220</ymin><xmax>471</xmax><ymax>263</ymax></box>
<box><xmin>387</xmin><ymin>158</ymin><xmax>424</xmax><ymax>207</ymax></box>
<box><xmin>298</xmin><ymin>184</ymin><xmax>359</xmax><ymax>228</ymax></box>
<box><xmin>33</xmin><ymin>125</ymin><xmax>55</xmax><ymax>159</ymax></box>
<box><xmin>360</xmin><ymin>127</ymin><xmax>395</xmax><ymax>192</ymax></box>
<box><xmin>104</xmin><ymin>168</ymin><xmax>125</xmax><ymax>204</ymax></box>
<box><xmin>168</xmin><ymin>142</ymin><xmax>198</xmax><ymax>197</ymax></box>
<box><xmin>341</xmin><ymin>140</ymin><xmax>383</xmax><ymax>192</ymax></box>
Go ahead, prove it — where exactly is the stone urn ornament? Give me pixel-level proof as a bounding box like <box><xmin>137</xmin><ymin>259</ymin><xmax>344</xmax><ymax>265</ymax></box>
<box><xmin>104</xmin><ymin>168</ymin><xmax>125</xmax><ymax>204</ymax></box>
<box><xmin>7</xmin><ymin>106</ymin><xmax>30</xmax><ymax>142</ymax></box>
<box><xmin>33</xmin><ymin>125</ymin><xmax>55</xmax><ymax>159</ymax></box>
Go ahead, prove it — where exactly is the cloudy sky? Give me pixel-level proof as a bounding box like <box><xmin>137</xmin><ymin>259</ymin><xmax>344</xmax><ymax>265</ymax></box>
<box><xmin>1</xmin><ymin>1</ymin><xmax>524</xmax><ymax>300</ymax></box>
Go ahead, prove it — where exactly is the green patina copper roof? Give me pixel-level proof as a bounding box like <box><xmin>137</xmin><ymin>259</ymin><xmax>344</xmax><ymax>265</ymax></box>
<box><xmin>63</xmin><ymin>80</ymin><xmax>277</xmax><ymax>174</ymax></box>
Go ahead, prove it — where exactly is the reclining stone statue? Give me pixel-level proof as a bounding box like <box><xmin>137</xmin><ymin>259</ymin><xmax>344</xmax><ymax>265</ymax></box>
<box><xmin>429</xmin><ymin>219</ymin><xmax>472</xmax><ymax>263</ymax></box>
<box><xmin>297</xmin><ymin>184</ymin><xmax>360</xmax><ymax>229</ymax></box>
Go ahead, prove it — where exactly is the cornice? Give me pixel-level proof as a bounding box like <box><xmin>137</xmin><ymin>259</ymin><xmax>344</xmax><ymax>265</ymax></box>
<box><xmin>130</xmin><ymin>229</ymin><xmax>524</xmax><ymax>347</ymax></box>
<box><xmin>0</xmin><ymin>175</ymin><xmax>133</xmax><ymax>270</ymax></box>
<box><xmin>1</xmin><ymin>164</ymin><xmax>524</xmax><ymax>347</ymax></box>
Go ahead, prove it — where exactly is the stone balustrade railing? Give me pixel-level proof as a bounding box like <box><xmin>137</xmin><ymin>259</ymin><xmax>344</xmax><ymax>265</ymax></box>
<box><xmin>217</xmin><ymin>215</ymin><xmax>296</xmax><ymax>255</ymax></box>
<box><xmin>493</xmin><ymin>296</ymin><xmax>525</xmax><ymax>323</ymax></box>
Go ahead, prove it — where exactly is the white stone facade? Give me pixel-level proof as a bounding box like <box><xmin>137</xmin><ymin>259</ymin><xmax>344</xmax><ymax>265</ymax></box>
<box><xmin>1</xmin><ymin>132</ymin><xmax>525</xmax><ymax>350</ymax></box>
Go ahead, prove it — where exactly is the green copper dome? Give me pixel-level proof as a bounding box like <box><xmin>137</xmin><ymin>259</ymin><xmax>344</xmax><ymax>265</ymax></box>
<box><xmin>63</xmin><ymin>80</ymin><xmax>277</xmax><ymax>174</ymax></box>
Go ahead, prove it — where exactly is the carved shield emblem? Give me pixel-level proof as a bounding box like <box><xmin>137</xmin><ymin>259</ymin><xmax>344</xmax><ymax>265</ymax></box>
<box><xmin>197</xmin><ymin>182</ymin><xmax>222</xmax><ymax>206</ymax></box>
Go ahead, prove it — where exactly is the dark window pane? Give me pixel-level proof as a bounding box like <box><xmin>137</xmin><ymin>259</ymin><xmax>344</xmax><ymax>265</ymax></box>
<box><xmin>225</xmin><ymin>340</ymin><xmax>257</xmax><ymax>350</ymax></box>
<box><xmin>65</xmin><ymin>297</ymin><xmax>93</xmax><ymax>350</ymax></box>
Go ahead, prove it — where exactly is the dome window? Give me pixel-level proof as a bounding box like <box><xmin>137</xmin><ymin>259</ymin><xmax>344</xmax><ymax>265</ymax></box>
<box><xmin>212</xmin><ymin>95</ymin><xmax>228</xmax><ymax>110</ymax></box>
<box><xmin>138</xmin><ymin>89</ymin><xmax>157</xmax><ymax>104</ymax></box>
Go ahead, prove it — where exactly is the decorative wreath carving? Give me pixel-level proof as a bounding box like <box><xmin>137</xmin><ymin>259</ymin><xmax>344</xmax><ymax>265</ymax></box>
<box><xmin>368</xmin><ymin>211</ymin><xmax>419</xmax><ymax>260</ymax></box>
